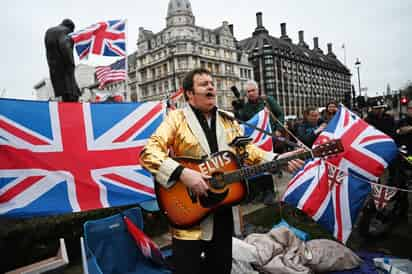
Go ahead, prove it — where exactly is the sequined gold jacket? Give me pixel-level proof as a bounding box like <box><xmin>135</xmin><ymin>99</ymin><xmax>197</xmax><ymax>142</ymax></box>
<box><xmin>140</xmin><ymin>106</ymin><xmax>275</xmax><ymax>240</ymax></box>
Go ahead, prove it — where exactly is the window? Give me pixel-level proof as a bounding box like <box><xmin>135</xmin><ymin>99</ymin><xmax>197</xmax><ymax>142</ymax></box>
<box><xmin>265</xmin><ymin>70</ymin><xmax>275</xmax><ymax>78</ymax></box>
<box><xmin>141</xmin><ymin>70</ymin><xmax>147</xmax><ymax>81</ymax></box>
<box><xmin>164</xmin><ymin>80</ymin><xmax>169</xmax><ymax>92</ymax></box>
<box><xmin>264</xmin><ymin>56</ymin><xmax>273</xmax><ymax>65</ymax></box>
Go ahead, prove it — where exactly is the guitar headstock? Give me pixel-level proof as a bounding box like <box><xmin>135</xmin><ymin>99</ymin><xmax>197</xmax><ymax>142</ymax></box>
<box><xmin>312</xmin><ymin>139</ymin><xmax>344</xmax><ymax>158</ymax></box>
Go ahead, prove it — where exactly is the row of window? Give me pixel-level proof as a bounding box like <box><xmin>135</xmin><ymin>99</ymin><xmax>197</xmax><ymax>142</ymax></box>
<box><xmin>258</xmin><ymin>55</ymin><xmax>349</xmax><ymax>81</ymax></box>
<box><xmin>240</xmin><ymin>68</ymin><xmax>252</xmax><ymax>79</ymax></box>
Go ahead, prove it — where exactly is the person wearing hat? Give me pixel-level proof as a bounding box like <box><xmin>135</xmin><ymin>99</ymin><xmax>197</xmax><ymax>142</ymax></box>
<box><xmin>365</xmin><ymin>98</ymin><xmax>395</xmax><ymax>138</ymax></box>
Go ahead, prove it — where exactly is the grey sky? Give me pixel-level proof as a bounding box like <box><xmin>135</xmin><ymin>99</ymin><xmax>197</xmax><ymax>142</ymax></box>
<box><xmin>1</xmin><ymin>0</ymin><xmax>411</xmax><ymax>99</ymax></box>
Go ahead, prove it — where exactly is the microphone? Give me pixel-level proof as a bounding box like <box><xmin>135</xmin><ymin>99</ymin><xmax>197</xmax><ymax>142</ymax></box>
<box><xmin>230</xmin><ymin>86</ymin><xmax>241</xmax><ymax>98</ymax></box>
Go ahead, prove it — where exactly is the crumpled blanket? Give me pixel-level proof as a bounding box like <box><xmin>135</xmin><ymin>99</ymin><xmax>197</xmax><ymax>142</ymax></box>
<box><xmin>232</xmin><ymin>227</ymin><xmax>362</xmax><ymax>274</ymax></box>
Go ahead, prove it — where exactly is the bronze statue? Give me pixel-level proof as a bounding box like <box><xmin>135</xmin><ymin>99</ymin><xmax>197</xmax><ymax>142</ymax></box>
<box><xmin>45</xmin><ymin>19</ymin><xmax>81</xmax><ymax>102</ymax></box>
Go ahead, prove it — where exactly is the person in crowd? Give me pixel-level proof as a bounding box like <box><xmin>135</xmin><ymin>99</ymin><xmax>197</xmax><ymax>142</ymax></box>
<box><xmin>396</xmin><ymin>100</ymin><xmax>412</xmax><ymax>155</ymax></box>
<box><xmin>235</xmin><ymin>80</ymin><xmax>284</xmax><ymax>205</ymax></box>
<box><xmin>323</xmin><ymin>100</ymin><xmax>339</xmax><ymax>123</ymax></box>
<box><xmin>364</xmin><ymin>99</ymin><xmax>395</xmax><ymax>138</ymax></box>
<box><xmin>140</xmin><ymin>68</ymin><xmax>304</xmax><ymax>274</ymax></box>
<box><xmin>296</xmin><ymin>107</ymin><xmax>327</xmax><ymax>147</ymax></box>
<box><xmin>45</xmin><ymin>19</ymin><xmax>81</xmax><ymax>102</ymax></box>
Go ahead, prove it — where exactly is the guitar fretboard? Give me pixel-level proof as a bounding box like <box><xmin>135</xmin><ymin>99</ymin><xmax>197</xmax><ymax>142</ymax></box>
<box><xmin>224</xmin><ymin>151</ymin><xmax>312</xmax><ymax>183</ymax></box>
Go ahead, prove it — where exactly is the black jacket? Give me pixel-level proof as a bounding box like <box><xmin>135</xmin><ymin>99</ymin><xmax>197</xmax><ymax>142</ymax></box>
<box><xmin>396</xmin><ymin>115</ymin><xmax>412</xmax><ymax>154</ymax></box>
<box><xmin>365</xmin><ymin>112</ymin><xmax>395</xmax><ymax>138</ymax></box>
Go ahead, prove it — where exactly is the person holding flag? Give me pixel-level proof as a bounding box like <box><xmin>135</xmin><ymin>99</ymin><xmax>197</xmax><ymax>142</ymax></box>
<box><xmin>236</xmin><ymin>80</ymin><xmax>284</xmax><ymax>205</ymax></box>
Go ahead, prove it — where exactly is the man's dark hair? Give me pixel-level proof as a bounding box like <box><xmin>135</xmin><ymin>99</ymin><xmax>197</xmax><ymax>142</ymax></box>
<box><xmin>182</xmin><ymin>68</ymin><xmax>211</xmax><ymax>100</ymax></box>
<box><xmin>303</xmin><ymin>107</ymin><xmax>318</xmax><ymax>118</ymax></box>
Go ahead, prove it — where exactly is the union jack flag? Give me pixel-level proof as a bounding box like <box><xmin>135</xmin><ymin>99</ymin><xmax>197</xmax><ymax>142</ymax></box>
<box><xmin>71</xmin><ymin>20</ymin><xmax>126</xmax><ymax>60</ymax></box>
<box><xmin>372</xmin><ymin>184</ymin><xmax>397</xmax><ymax>210</ymax></box>
<box><xmin>282</xmin><ymin>105</ymin><xmax>397</xmax><ymax>243</ymax></box>
<box><xmin>0</xmin><ymin>98</ymin><xmax>164</xmax><ymax>218</ymax></box>
<box><xmin>241</xmin><ymin>108</ymin><xmax>273</xmax><ymax>152</ymax></box>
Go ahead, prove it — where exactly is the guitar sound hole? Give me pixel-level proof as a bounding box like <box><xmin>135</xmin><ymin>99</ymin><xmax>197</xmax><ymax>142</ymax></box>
<box><xmin>209</xmin><ymin>172</ymin><xmax>225</xmax><ymax>189</ymax></box>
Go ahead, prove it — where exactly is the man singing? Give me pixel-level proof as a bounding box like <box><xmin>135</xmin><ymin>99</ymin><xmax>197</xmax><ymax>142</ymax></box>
<box><xmin>140</xmin><ymin>68</ymin><xmax>303</xmax><ymax>274</ymax></box>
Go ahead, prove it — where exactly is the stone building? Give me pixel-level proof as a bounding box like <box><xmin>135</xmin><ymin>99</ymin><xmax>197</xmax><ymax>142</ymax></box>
<box><xmin>134</xmin><ymin>0</ymin><xmax>253</xmax><ymax>109</ymax></box>
<box><xmin>239</xmin><ymin>12</ymin><xmax>351</xmax><ymax>116</ymax></box>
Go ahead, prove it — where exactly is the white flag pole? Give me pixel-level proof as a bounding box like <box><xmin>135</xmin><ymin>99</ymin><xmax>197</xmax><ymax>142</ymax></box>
<box><xmin>124</xmin><ymin>19</ymin><xmax>129</xmax><ymax>101</ymax></box>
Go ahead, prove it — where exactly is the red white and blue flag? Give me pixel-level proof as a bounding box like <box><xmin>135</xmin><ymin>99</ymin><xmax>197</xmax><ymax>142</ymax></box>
<box><xmin>96</xmin><ymin>58</ymin><xmax>126</xmax><ymax>89</ymax></box>
<box><xmin>372</xmin><ymin>184</ymin><xmax>397</xmax><ymax>210</ymax></box>
<box><xmin>71</xmin><ymin>20</ymin><xmax>126</xmax><ymax>60</ymax></box>
<box><xmin>282</xmin><ymin>105</ymin><xmax>397</xmax><ymax>243</ymax></box>
<box><xmin>241</xmin><ymin>109</ymin><xmax>273</xmax><ymax>152</ymax></box>
<box><xmin>0</xmin><ymin>98</ymin><xmax>164</xmax><ymax>218</ymax></box>
<box><xmin>124</xmin><ymin>215</ymin><xmax>167</xmax><ymax>266</ymax></box>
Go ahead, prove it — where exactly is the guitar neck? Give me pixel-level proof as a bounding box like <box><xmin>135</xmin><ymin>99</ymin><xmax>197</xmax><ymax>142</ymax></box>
<box><xmin>225</xmin><ymin>150</ymin><xmax>312</xmax><ymax>182</ymax></box>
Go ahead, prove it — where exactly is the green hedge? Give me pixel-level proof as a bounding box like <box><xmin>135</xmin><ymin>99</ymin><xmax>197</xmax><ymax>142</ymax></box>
<box><xmin>0</xmin><ymin>205</ymin><xmax>169</xmax><ymax>273</ymax></box>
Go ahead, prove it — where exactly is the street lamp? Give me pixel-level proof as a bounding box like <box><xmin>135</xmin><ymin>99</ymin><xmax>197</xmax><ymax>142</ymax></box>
<box><xmin>355</xmin><ymin>58</ymin><xmax>361</xmax><ymax>97</ymax></box>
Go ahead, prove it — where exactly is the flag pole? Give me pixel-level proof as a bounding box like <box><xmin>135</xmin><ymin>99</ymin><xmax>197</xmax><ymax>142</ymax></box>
<box><xmin>124</xmin><ymin>19</ymin><xmax>129</xmax><ymax>101</ymax></box>
<box><xmin>342</xmin><ymin>43</ymin><xmax>347</xmax><ymax>66</ymax></box>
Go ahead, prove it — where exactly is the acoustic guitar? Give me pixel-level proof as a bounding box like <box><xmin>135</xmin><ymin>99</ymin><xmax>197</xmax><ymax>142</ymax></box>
<box><xmin>156</xmin><ymin>140</ymin><xmax>343</xmax><ymax>228</ymax></box>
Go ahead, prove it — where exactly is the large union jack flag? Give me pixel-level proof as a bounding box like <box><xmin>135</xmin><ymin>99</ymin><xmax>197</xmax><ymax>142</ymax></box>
<box><xmin>71</xmin><ymin>20</ymin><xmax>126</xmax><ymax>60</ymax></box>
<box><xmin>0</xmin><ymin>99</ymin><xmax>164</xmax><ymax>218</ymax></box>
<box><xmin>282</xmin><ymin>105</ymin><xmax>397</xmax><ymax>243</ymax></box>
<box><xmin>241</xmin><ymin>109</ymin><xmax>273</xmax><ymax>152</ymax></box>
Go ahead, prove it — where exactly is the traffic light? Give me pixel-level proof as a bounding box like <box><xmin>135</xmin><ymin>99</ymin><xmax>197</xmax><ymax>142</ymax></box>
<box><xmin>400</xmin><ymin>96</ymin><xmax>409</xmax><ymax>105</ymax></box>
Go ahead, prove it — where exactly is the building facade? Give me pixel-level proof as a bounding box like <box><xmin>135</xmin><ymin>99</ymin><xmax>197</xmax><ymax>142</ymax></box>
<box><xmin>134</xmin><ymin>0</ymin><xmax>253</xmax><ymax>109</ymax></box>
<box><xmin>239</xmin><ymin>13</ymin><xmax>351</xmax><ymax>116</ymax></box>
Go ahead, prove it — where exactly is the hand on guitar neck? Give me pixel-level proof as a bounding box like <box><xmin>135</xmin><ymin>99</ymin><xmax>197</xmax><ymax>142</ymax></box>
<box><xmin>180</xmin><ymin>168</ymin><xmax>210</xmax><ymax>197</ymax></box>
<box><xmin>277</xmin><ymin>148</ymin><xmax>306</xmax><ymax>173</ymax></box>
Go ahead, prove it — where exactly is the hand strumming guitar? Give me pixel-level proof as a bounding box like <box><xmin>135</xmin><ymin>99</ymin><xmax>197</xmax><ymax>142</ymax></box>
<box><xmin>180</xmin><ymin>168</ymin><xmax>210</xmax><ymax>197</ymax></box>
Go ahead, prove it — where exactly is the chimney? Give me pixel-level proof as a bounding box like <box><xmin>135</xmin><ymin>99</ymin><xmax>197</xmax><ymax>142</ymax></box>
<box><xmin>298</xmin><ymin>30</ymin><xmax>308</xmax><ymax>48</ymax></box>
<box><xmin>252</xmin><ymin>12</ymin><xmax>268</xmax><ymax>36</ymax></box>
<box><xmin>228</xmin><ymin>24</ymin><xmax>234</xmax><ymax>35</ymax></box>
<box><xmin>313</xmin><ymin>37</ymin><xmax>323</xmax><ymax>53</ymax></box>
<box><xmin>313</xmin><ymin>37</ymin><xmax>319</xmax><ymax>48</ymax></box>
<box><xmin>327</xmin><ymin>43</ymin><xmax>332</xmax><ymax>53</ymax></box>
<box><xmin>327</xmin><ymin>43</ymin><xmax>336</xmax><ymax>58</ymax></box>
<box><xmin>256</xmin><ymin>12</ymin><xmax>263</xmax><ymax>28</ymax></box>
<box><xmin>280</xmin><ymin>23</ymin><xmax>292</xmax><ymax>43</ymax></box>
<box><xmin>281</xmin><ymin>23</ymin><xmax>286</xmax><ymax>36</ymax></box>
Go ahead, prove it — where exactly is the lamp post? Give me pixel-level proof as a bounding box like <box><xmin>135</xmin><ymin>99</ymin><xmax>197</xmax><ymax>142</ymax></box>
<box><xmin>355</xmin><ymin>58</ymin><xmax>361</xmax><ymax>97</ymax></box>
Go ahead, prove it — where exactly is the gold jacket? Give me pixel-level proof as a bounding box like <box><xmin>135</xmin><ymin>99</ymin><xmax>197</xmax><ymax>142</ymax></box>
<box><xmin>140</xmin><ymin>106</ymin><xmax>275</xmax><ymax>240</ymax></box>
